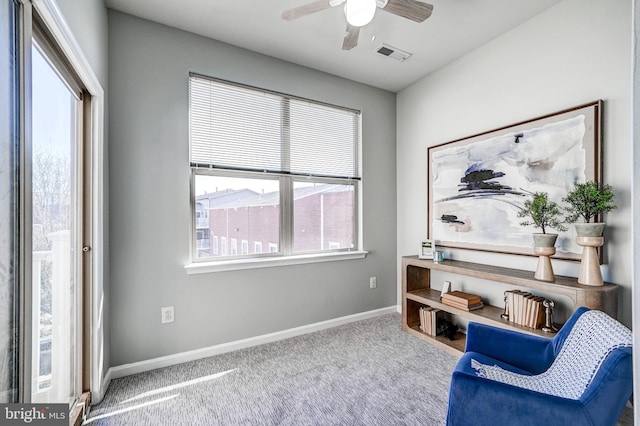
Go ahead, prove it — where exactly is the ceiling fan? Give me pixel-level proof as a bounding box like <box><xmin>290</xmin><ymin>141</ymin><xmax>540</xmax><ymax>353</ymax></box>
<box><xmin>282</xmin><ymin>0</ymin><xmax>434</xmax><ymax>50</ymax></box>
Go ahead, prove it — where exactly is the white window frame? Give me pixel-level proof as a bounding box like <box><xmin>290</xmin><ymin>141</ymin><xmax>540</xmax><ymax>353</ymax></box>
<box><xmin>187</xmin><ymin>75</ymin><xmax>367</xmax><ymax>273</ymax></box>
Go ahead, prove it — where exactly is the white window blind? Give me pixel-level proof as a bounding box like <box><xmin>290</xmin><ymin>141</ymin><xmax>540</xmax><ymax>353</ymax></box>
<box><xmin>189</xmin><ymin>74</ymin><xmax>361</xmax><ymax>179</ymax></box>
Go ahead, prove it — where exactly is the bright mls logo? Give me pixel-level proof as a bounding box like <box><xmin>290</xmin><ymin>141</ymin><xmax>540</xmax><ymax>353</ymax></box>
<box><xmin>1</xmin><ymin>404</ymin><xmax>66</xmax><ymax>425</ymax></box>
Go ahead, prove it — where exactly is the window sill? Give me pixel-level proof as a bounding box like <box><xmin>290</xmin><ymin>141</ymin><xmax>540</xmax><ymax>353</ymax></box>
<box><xmin>185</xmin><ymin>251</ymin><xmax>368</xmax><ymax>274</ymax></box>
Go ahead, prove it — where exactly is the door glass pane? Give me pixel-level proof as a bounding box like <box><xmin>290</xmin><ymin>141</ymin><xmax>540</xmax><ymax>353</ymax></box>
<box><xmin>31</xmin><ymin>43</ymin><xmax>79</xmax><ymax>405</ymax></box>
<box><xmin>293</xmin><ymin>181</ymin><xmax>355</xmax><ymax>253</ymax></box>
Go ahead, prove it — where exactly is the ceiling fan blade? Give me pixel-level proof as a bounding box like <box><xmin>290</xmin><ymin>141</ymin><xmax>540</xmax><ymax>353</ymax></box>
<box><xmin>282</xmin><ymin>0</ymin><xmax>333</xmax><ymax>21</ymax></box>
<box><xmin>382</xmin><ymin>0</ymin><xmax>433</xmax><ymax>23</ymax></box>
<box><xmin>342</xmin><ymin>23</ymin><xmax>360</xmax><ymax>50</ymax></box>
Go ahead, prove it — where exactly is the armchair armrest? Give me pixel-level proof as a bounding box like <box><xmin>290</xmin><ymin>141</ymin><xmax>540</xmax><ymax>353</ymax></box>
<box><xmin>465</xmin><ymin>322</ymin><xmax>555</xmax><ymax>374</ymax></box>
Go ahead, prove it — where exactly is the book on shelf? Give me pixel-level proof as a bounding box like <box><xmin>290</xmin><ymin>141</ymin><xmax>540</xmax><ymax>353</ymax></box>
<box><xmin>507</xmin><ymin>290</ymin><xmax>529</xmax><ymax>323</ymax></box>
<box><xmin>419</xmin><ymin>306</ymin><xmax>433</xmax><ymax>334</ymax></box>
<box><xmin>504</xmin><ymin>290</ymin><xmax>546</xmax><ymax>329</ymax></box>
<box><xmin>440</xmin><ymin>290</ymin><xmax>482</xmax><ymax>306</ymax></box>
<box><xmin>431</xmin><ymin>309</ymin><xmax>444</xmax><ymax>336</ymax></box>
<box><xmin>440</xmin><ymin>298</ymin><xmax>484</xmax><ymax>311</ymax></box>
<box><xmin>418</xmin><ymin>306</ymin><xmax>445</xmax><ymax>336</ymax></box>
<box><xmin>529</xmin><ymin>296</ymin><xmax>545</xmax><ymax>329</ymax></box>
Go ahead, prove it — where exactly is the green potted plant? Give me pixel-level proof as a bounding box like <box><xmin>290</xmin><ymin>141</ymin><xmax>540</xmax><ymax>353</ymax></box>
<box><xmin>563</xmin><ymin>180</ymin><xmax>616</xmax><ymax>237</ymax></box>
<box><xmin>518</xmin><ymin>192</ymin><xmax>567</xmax><ymax>246</ymax></box>
<box><xmin>518</xmin><ymin>192</ymin><xmax>567</xmax><ymax>282</ymax></box>
<box><xmin>562</xmin><ymin>181</ymin><xmax>616</xmax><ymax>286</ymax></box>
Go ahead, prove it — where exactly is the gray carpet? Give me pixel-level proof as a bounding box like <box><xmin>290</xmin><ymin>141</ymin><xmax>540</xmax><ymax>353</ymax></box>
<box><xmin>85</xmin><ymin>313</ymin><xmax>634</xmax><ymax>425</ymax></box>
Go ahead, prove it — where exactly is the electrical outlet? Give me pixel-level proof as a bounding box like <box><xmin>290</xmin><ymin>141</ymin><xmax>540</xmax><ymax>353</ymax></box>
<box><xmin>161</xmin><ymin>306</ymin><xmax>175</xmax><ymax>324</ymax></box>
<box><xmin>369</xmin><ymin>277</ymin><xmax>377</xmax><ymax>289</ymax></box>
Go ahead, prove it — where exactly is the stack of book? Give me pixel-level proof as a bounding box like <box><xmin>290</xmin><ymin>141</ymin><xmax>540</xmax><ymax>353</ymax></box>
<box><xmin>505</xmin><ymin>290</ymin><xmax>545</xmax><ymax>329</ymax></box>
<box><xmin>419</xmin><ymin>306</ymin><xmax>444</xmax><ymax>336</ymax></box>
<box><xmin>440</xmin><ymin>290</ymin><xmax>484</xmax><ymax>311</ymax></box>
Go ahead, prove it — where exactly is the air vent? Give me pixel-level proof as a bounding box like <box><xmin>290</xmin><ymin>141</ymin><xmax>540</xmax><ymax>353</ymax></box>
<box><xmin>374</xmin><ymin>43</ymin><xmax>412</xmax><ymax>62</ymax></box>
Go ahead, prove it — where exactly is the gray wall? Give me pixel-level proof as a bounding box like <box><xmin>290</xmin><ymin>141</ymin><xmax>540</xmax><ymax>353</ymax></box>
<box><xmin>56</xmin><ymin>0</ymin><xmax>108</xmax><ymax>85</ymax></box>
<box><xmin>108</xmin><ymin>11</ymin><xmax>397</xmax><ymax>366</ymax></box>
<box><xmin>397</xmin><ymin>0</ymin><xmax>633</xmax><ymax>326</ymax></box>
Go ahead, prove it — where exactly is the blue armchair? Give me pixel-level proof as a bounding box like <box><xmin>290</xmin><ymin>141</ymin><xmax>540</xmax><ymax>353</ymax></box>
<box><xmin>446</xmin><ymin>307</ymin><xmax>633</xmax><ymax>426</ymax></box>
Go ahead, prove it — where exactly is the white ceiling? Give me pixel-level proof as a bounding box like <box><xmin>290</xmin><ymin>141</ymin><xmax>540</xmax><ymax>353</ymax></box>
<box><xmin>104</xmin><ymin>0</ymin><xmax>563</xmax><ymax>92</ymax></box>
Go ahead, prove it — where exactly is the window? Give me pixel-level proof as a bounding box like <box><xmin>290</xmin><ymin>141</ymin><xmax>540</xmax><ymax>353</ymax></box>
<box><xmin>190</xmin><ymin>74</ymin><xmax>361</xmax><ymax>262</ymax></box>
<box><xmin>221</xmin><ymin>237</ymin><xmax>227</xmax><ymax>256</ymax></box>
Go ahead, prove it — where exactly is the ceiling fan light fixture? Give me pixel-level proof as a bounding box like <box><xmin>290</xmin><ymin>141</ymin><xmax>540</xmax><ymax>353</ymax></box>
<box><xmin>344</xmin><ymin>0</ymin><xmax>376</xmax><ymax>27</ymax></box>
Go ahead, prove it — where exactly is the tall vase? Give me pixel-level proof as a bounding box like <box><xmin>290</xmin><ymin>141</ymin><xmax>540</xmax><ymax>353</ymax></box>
<box><xmin>532</xmin><ymin>234</ymin><xmax>557</xmax><ymax>282</ymax></box>
<box><xmin>574</xmin><ymin>223</ymin><xmax>605</xmax><ymax>287</ymax></box>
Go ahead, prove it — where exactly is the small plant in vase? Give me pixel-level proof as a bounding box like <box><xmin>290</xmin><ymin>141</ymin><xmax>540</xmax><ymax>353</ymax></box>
<box><xmin>518</xmin><ymin>192</ymin><xmax>567</xmax><ymax>241</ymax></box>
<box><xmin>518</xmin><ymin>192</ymin><xmax>567</xmax><ymax>282</ymax></box>
<box><xmin>562</xmin><ymin>181</ymin><xmax>616</xmax><ymax>286</ymax></box>
<box><xmin>563</xmin><ymin>180</ymin><xmax>616</xmax><ymax>236</ymax></box>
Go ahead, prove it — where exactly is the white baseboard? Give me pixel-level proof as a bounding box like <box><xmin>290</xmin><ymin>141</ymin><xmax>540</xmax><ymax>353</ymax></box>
<box><xmin>107</xmin><ymin>306</ymin><xmax>397</xmax><ymax>380</ymax></box>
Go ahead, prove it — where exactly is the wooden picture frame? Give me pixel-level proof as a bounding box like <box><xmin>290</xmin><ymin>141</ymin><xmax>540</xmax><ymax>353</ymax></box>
<box><xmin>427</xmin><ymin>100</ymin><xmax>602</xmax><ymax>260</ymax></box>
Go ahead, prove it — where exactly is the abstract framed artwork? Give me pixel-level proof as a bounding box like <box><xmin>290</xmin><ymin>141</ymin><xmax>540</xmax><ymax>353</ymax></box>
<box><xmin>428</xmin><ymin>100</ymin><xmax>602</xmax><ymax>260</ymax></box>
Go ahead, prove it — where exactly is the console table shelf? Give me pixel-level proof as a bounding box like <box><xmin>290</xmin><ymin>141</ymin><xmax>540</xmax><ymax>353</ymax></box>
<box><xmin>402</xmin><ymin>256</ymin><xmax>618</xmax><ymax>356</ymax></box>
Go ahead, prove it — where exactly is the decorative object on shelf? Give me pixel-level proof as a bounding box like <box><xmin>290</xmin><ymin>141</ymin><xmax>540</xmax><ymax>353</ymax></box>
<box><xmin>427</xmin><ymin>101</ymin><xmax>601</xmax><ymax>260</ymax></box>
<box><xmin>563</xmin><ymin>181</ymin><xmax>616</xmax><ymax>287</ymax></box>
<box><xmin>418</xmin><ymin>239</ymin><xmax>434</xmax><ymax>259</ymax></box>
<box><xmin>432</xmin><ymin>250</ymin><xmax>444</xmax><ymax>263</ymax></box>
<box><xmin>541</xmin><ymin>299</ymin><xmax>558</xmax><ymax>333</ymax></box>
<box><xmin>500</xmin><ymin>291</ymin><xmax>509</xmax><ymax>320</ymax></box>
<box><xmin>436</xmin><ymin>318</ymin><xmax>458</xmax><ymax>340</ymax></box>
<box><xmin>440</xmin><ymin>280</ymin><xmax>451</xmax><ymax>296</ymax></box>
<box><xmin>532</xmin><ymin>238</ymin><xmax>556</xmax><ymax>282</ymax></box>
<box><xmin>574</xmin><ymin>236</ymin><xmax>604</xmax><ymax>286</ymax></box>
<box><xmin>518</xmin><ymin>192</ymin><xmax>567</xmax><ymax>282</ymax></box>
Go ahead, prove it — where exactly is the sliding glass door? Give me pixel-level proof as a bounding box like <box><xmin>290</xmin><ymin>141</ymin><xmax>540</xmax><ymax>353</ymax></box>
<box><xmin>1</xmin><ymin>1</ymin><xmax>98</xmax><ymax>416</ymax></box>
<box><xmin>0</xmin><ymin>0</ymin><xmax>21</xmax><ymax>404</ymax></box>
<box><xmin>30</xmin><ymin>40</ymin><xmax>83</xmax><ymax>406</ymax></box>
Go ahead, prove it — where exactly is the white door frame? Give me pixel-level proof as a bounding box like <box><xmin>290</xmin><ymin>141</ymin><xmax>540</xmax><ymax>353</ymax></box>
<box><xmin>28</xmin><ymin>0</ymin><xmax>107</xmax><ymax>403</ymax></box>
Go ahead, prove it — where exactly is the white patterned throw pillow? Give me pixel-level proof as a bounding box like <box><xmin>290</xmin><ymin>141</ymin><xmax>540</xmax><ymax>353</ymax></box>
<box><xmin>471</xmin><ymin>310</ymin><xmax>632</xmax><ymax>400</ymax></box>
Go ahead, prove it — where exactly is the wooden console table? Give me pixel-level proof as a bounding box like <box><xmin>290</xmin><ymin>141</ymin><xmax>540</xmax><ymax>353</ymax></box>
<box><xmin>402</xmin><ymin>256</ymin><xmax>618</xmax><ymax>356</ymax></box>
